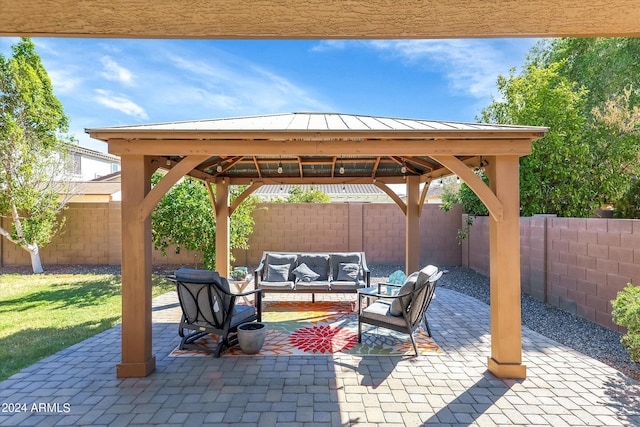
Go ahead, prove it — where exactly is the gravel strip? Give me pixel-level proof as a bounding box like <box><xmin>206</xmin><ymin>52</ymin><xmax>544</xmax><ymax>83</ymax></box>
<box><xmin>369</xmin><ymin>263</ymin><xmax>639</xmax><ymax>381</ymax></box>
<box><xmin>2</xmin><ymin>262</ymin><xmax>638</xmax><ymax>381</ymax></box>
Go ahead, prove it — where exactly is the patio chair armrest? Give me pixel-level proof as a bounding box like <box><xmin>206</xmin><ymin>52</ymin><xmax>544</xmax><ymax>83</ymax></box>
<box><xmin>358</xmin><ymin>289</ymin><xmax>391</xmax><ymax>299</ymax></box>
<box><xmin>361</xmin><ymin>258</ymin><xmax>371</xmax><ymax>286</ymax></box>
<box><xmin>234</xmin><ymin>288</ymin><xmax>262</xmax><ymax>298</ymax></box>
<box><xmin>376</xmin><ymin>281</ymin><xmax>402</xmax><ymax>295</ymax></box>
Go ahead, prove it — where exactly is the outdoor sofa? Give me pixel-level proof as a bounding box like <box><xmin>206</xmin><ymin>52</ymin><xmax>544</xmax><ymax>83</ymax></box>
<box><xmin>254</xmin><ymin>251</ymin><xmax>370</xmax><ymax>301</ymax></box>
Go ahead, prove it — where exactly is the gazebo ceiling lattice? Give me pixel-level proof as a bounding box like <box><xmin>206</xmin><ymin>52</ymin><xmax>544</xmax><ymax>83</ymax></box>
<box><xmin>87</xmin><ymin>112</ymin><xmax>546</xmax><ymax>186</ymax></box>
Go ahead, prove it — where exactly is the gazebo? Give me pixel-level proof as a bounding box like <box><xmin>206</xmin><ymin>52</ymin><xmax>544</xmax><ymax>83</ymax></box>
<box><xmin>87</xmin><ymin>112</ymin><xmax>547</xmax><ymax>379</ymax></box>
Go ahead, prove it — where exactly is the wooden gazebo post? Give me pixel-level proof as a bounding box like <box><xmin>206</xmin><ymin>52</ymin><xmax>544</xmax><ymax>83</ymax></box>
<box><xmin>117</xmin><ymin>154</ymin><xmax>155</xmax><ymax>378</ymax></box>
<box><xmin>405</xmin><ymin>175</ymin><xmax>421</xmax><ymax>274</ymax></box>
<box><xmin>215</xmin><ymin>179</ymin><xmax>230</xmax><ymax>278</ymax></box>
<box><xmin>486</xmin><ymin>155</ymin><xmax>526</xmax><ymax>378</ymax></box>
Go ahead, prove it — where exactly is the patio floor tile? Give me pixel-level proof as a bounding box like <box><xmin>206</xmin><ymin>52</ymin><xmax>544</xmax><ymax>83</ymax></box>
<box><xmin>0</xmin><ymin>287</ymin><xmax>638</xmax><ymax>426</ymax></box>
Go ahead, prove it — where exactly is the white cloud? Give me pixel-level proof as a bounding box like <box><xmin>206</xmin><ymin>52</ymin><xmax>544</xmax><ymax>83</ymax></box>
<box><xmin>311</xmin><ymin>40</ymin><xmax>348</xmax><ymax>52</ymax></box>
<box><xmin>47</xmin><ymin>68</ymin><xmax>81</xmax><ymax>95</ymax></box>
<box><xmin>165</xmin><ymin>52</ymin><xmax>333</xmax><ymax>114</ymax></box>
<box><xmin>100</xmin><ymin>56</ymin><xmax>134</xmax><ymax>86</ymax></box>
<box><xmin>94</xmin><ymin>89</ymin><xmax>148</xmax><ymax>120</ymax></box>
<box><xmin>315</xmin><ymin>39</ymin><xmax>535</xmax><ymax>100</ymax></box>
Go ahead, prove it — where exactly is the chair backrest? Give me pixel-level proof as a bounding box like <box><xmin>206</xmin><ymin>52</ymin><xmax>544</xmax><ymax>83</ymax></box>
<box><xmin>406</xmin><ymin>270</ymin><xmax>443</xmax><ymax>327</ymax></box>
<box><xmin>175</xmin><ymin>277</ymin><xmax>232</xmax><ymax>329</ymax></box>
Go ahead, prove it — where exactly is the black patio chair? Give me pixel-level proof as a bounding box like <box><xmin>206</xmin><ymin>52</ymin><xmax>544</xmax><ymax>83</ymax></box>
<box><xmin>358</xmin><ymin>265</ymin><xmax>442</xmax><ymax>356</ymax></box>
<box><xmin>166</xmin><ymin>269</ymin><xmax>262</xmax><ymax>357</ymax></box>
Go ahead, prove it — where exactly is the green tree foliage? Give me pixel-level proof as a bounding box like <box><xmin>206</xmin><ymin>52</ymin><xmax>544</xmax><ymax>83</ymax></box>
<box><xmin>612</xmin><ymin>283</ymin><xmax>640</xmax><ymax>362</ymax></box>
<box><xmin>151</xmin><ymin>174</ymin><xmax>257</xmax><ymax>270</ymax></box>
<box><xmin>480</xmin><ymin>62</ymin><xmax>595</xmax><ymax>216</ymax></box>
<box><xmin>0</xmin><ymin>38</ymin><xmax>74</xmax><ymax>273</ymax></box>
<box><xmin>440</xmin><ymin>173</ymin><xmax>489</xmax><ymax>242</ymax></box>
<box><xmin>614</xmin><ymin>177</ymin><xmax>640</xmax><ymax>219</ymax></box>
<box><xmin>470</xmin><ymin>38</ymin><xmax>640</xmax><ymax>218</ymax></box>
<box><xmin>532</xmin><ymin>38</ymin><xmax>640</xmax><ymax>114</ymax></box>
<box><xmin>286</xmin><ymin>185</ymin><xmax>331</xmax><ymax>203</ymax></box>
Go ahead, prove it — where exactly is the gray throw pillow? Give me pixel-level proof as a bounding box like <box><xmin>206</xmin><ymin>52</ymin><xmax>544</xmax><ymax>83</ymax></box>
<box><xmin>266</xmin><ymin>253</ymin><xmax>297</xmax><ymax>281</ymax></box>
<box><xmin>389</xmin><ymin>272</ymin><xmax>419</xmax><ymax>316</ymax></box>
<box><xmin>266</xmin><ymin>263</ymin><xmax>291</xmax><ymax>282</ymax></box>
<box><xmin>336</xmin><ymin>262</ymin><xmax>360</xmax><ymax>281</ymax></box>
<box><xmin>293</xmin><ymin>263</ymin><xmax>321</xmax><ymax>282</ymax></box>
<box><xmin>299</xmin><ymin>254</ymin><xmax>330</xmax><ymax>280</ymax></box>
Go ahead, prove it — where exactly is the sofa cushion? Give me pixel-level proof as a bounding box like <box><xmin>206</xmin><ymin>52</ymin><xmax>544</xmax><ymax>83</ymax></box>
<box><xmin>298</xmin><ymin>254</ymin><xmax>330</xmax><ymax>280</ymax></box>
<box><xmin>336</xmin><ymin>262</ymin><xmax>360</xmax><ymax>281</ymax></box>
<box><xmin>292</xmin><ymin>263</ymin><xmax>321</xmax><ymax>282</ymax></box>
<box><xmin>330</xmin><ymin>253</ymin><xmax>361</xmax><ymax>280</ymax></box>
<box><xmin>361</xmin><ymin>300</ymin><xmax>406</xmax><ymax>328</ymax></box>
<box><xmin>266</xmin><ymin>263</ymin><xmax>291</xmax><ymax>282</ymax></box>
<box><xmin>390</xmin><ymin>265</ymin><xmax>438</xmax><ymax>316</ymax></box>
<box><xmin>329</xmin><ymin>280</ymin><xmax>365</xmax><ymax>291</ymax></box>
<box><xmin>258</xmin><ymin>281</ymin><xmax>295</xmax><ymax>290</ymax></box>
<box><xmin>389</xmin><ymin>272</ymin><xmax>419</xmax><ymax>316</ymax></box>
<box><xmin>294</xmin><ymin>281</ymin><xmax>331</xmax><ymax>290</ymax></box>
<box><xmin>266</xmin><ymin>253</ymin><xmax>297</xmax><ymax>281</ymax></box>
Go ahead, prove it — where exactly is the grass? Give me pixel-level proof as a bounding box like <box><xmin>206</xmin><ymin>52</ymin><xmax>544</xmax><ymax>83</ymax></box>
<box><xmin>0</xmin><ymin>273</ymin><xmax>175</xmax><ymax>381</ymax></box>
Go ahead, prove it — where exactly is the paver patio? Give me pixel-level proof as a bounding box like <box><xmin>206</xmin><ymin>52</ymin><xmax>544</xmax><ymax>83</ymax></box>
<box><xmin>1</xmin><ymin>284</ymin><xmax>638</xmax><ymax>426</ymax></box>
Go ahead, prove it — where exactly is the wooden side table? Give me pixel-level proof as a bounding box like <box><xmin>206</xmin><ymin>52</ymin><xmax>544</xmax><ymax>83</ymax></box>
<box><xmin>229</xmin><ymin>276</ymin><xmax>254</xmax><ymax>305</ymax></box>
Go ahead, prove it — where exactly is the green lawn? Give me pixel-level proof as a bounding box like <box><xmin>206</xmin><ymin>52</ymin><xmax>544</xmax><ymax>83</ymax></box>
<box><xmin>0</xmin><ymin>273</ymin><xmax>175</xmax><ymax>381</ymax></box>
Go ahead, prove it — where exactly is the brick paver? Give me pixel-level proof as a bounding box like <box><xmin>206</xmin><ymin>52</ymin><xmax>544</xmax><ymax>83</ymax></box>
<box><xmin>0</xmin><ymin>288</ymin><xmax>638</xmax><ymax>426</ymax></box>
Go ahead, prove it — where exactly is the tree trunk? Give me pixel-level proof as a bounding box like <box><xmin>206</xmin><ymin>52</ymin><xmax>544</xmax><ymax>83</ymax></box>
<box><xmin>28</xmin><ymin>244</ymin><xmax>44</xmax><ymax>274</ymax></box>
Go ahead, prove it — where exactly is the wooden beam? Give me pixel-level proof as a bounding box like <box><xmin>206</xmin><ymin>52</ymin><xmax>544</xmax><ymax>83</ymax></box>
<box><xmin>137</xmin><ymin>155</ymin><xmax>209</xmax><ymax>222</ymax></box>
<box><xmin>253</xmin><ymin>156</ymin><xmax>262</xmax><ymax>178</ymax></box>
<box><xmin>431</xmin><ymin>155</ymin><xmax>504</xmax><ymax>222</ymax></box>
<box><xmin>106</xmin><ymin>138</ymin><xmax>534</xmax><ymax>157</ymax></box>
<box><xmin>374</xmin><ymin>182</ymin><xmax>407</xmax><ymax>215</ymax></box>
<box><xmin>418</xmin><ymin>180</ymin><xmax>431</xmax><ymax>217</ymax></box>
<box><xmin>149</xmin><ymin>156</ymin><xmax>212</xmax><ymax>182</ymax></box>
<box><xmin>2</xmin><ymin>1</ymin><xmax>639</xmax><ymax>39</ymax></box>
<box><xmin>229</xmin><ymin>182</ymin><xmax>263</xmax><ymax>216</ymax></box>
<box><xmin>228</xmin><ymin>176</ymin><xmax>410</xmax><ymax>186</ymax></box>
<box><xmin>205</xmin><ymin>181</ymin><xmax>216</xmax><ymax>216</ymax></box>
<box><xmin>117</xmin><ymin>155</ymin><xmax>155</xmax><ymax>378</ymax></box>
<box><xmin>372</xmin><ymin>157</ymin><xmax>381</xmax><ymax>178</ymax></box>
<box><xmin>95</xmin><ymin>129</ymin><xmax>545</xmax><ymax>142</ymax></box>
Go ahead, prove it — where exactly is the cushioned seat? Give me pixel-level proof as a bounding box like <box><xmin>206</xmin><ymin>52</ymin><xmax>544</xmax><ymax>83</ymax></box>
<box><xmin>257</xmin><ymin>281</ymin><xmax>295</xmax><ymax>290</ymax></box>
<box><xmin>295</xmin><ymin>281</ymin><xmax>331</xmax><ymax>290</ymax></box>
<box><xmin>167</xmin><ymin>269</ymin><xmax>263</xmax><ymax>357</ymax></box>
<box><xmin>358</xmin><ymin>265</ymin><xmax>442</xmax><ymax>355</ymax></box>
<box><xmin>329</xmin><ymin>280</ymin><xmax>367</xmax><ymax>291</ymax></box>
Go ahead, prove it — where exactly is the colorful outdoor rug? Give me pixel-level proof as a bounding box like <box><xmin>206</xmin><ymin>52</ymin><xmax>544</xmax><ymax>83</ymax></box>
<box><xmin>169</xmin><ymin>300</ymin><xmax>441</xmax><ymax>357</ymax></box>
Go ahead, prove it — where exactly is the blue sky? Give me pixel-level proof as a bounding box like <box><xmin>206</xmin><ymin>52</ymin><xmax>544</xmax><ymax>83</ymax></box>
<box><xmin>0</xmin><ymin>38</ymin><xmax>538</xmax><ymax>152</ymax></box>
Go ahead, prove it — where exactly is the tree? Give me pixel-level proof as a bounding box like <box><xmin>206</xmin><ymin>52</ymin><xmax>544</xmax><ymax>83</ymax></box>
<box><xmin>151</xmin><ymin>174</ymin><xmax>257</xmax><ymax>270</ymax></box>
<box><xmin>0</xmin><ymin>38</ymin><xmax>74</xmax><ymax>273</ymax></box>
<box><xmin>479</xmin><ymin>62</ymin><xmax>596</xmax><ymax>217</ymax></box>
<box><xmin>614</xmin><ymin>176</ymin><xmax>640</xmax><ymax>219</ymax></box>
<box><xmin>286</xmin><ymin>185</ymin><xmax>331</xmax><ymax>203</ymax></box>
<box><xmin>531</xmin><ymin>38</ymin><xmax>640</xmax><ymax>115</ymax></box>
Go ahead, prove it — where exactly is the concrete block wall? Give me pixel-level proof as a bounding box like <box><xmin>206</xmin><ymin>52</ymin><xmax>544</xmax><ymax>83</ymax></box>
<box><xmin>235</xmin><ymin>202</ymin><xmax>462</xmax><ymax>268</ymax></box>
<box><xmin>464</xmin><ymin>214</ymin><xmax>640</xmax><ymax>331</ymax></box>
<box><xmin>1</xmin><ymin>202</ymin><xmax>201</xmax><ymax>268</ymax></box>
<box><xmin>545</xmin><ymin>217</ymin><xmax>639</xmax><ymax>331</ymax></box>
